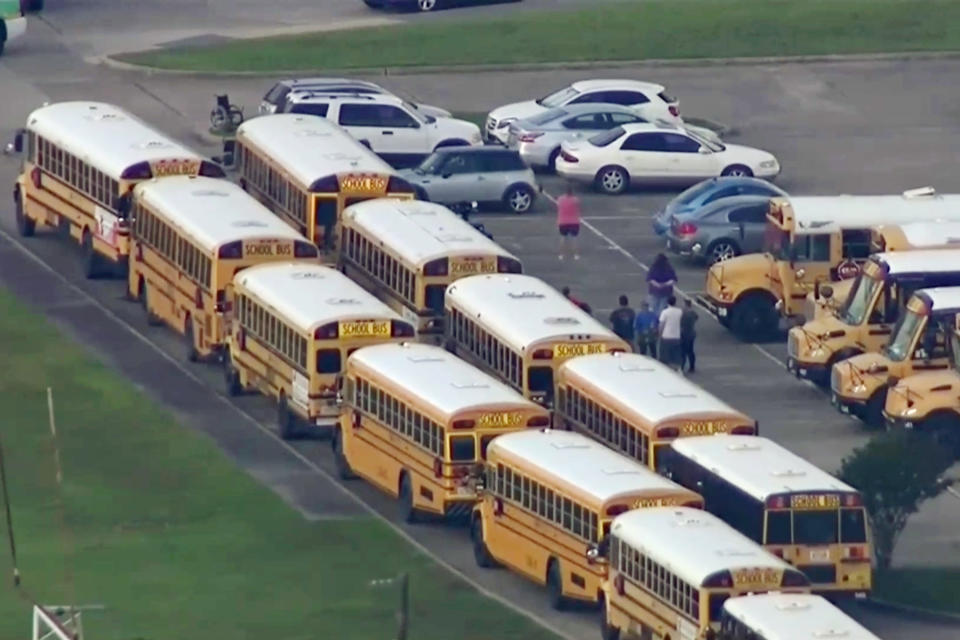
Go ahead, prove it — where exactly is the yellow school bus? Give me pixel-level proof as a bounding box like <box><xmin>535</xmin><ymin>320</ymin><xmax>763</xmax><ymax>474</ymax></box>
<box><xmin>660</xmin><ymin>436</ymin><xmax>872</xmax><ymax>597</ymax></box>
<box><xmin>554</xmin><ymin>352</ymin><xmax>756</xmax><ymax>470</ymax></box>
<box><xmin>871</xmin><ymin>220</ymin><xmax>960</xmax><ymax>253</ymax></box>
<box><xmin>600</xmin><ymin>507</ymin><xmax>809</xmax><ymax>640</ymax></box>
<box><xmin>787</xmin><ymin>249</ymin><xmax>960</xmax><ymax>386</ymax></box>
<box><xmin>719</xmin><ymin>593</ymin><xmax>882</xmax><ymax>640</ymax></box>
<box><xmin>832</xmin><ymin>287</ymin><xmax>960</xmax><ymax>427</ymax></box>
<box><xmin>698</xmin><ymin>190</ymin><xmax>960</xmax><ymax>340</ymax></box>
<box><xmin>337</xmin><ymin>342</ymin><xmax>551</xmax><ymax>521</ymax></box>
<box><xmin>472</xmin><ymin>429</ymin><xmax>703</xmax><ymax>610</ymax></box>
<box><xmin>234</xmin><ymin>114</ymin><xmax>415</xmax><ymax>258</ymax></box>
<box><xmin>884</xmin><ymin>314</ymin><xmax>960</xmax><ymax>447</ymax></box>
<box><xmin>129</xmin><ymin>176</ymin><xmax>319</xmax><ymax>361</ymax></box>
<box><xmin>445</xmin><ymin>274</ymin><xmax>630</xmax><ymax>406</ymax></box>
<box><xmin>224</xmin><ymin>263</ymin><xmax>415</xmax><ymax>439</ymax></box>
<box><xmin>11</xmin><ymin>101</ymin><xmax>224</xmax><ymax>278</ymax></box>
<box><xmin>340</xmin><ymin>198</ymin><xmax>522</xmax><ymax>342</ymax></box>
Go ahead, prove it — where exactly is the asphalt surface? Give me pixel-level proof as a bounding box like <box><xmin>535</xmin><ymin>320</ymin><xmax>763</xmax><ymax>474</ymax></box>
<box><xmin>3</xmin><ymin>4</ymin><xmax>960</xmax><ymax>639</ymax></box>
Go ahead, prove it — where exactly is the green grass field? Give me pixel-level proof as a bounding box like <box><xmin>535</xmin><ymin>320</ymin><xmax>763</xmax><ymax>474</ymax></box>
<box><xmin>0</xmin><ymin>288</ymin><xmax>558</xmax><ymax>640</ymax></box>
<box><xmin>116</xmin><ymin>0</ymin><xmax>960</xmax><ymax>72</ymax></box>
<box><xmin>875</xmin><ymin>568</ymin><xmax>960</xmax><ymax>614</ymax></box>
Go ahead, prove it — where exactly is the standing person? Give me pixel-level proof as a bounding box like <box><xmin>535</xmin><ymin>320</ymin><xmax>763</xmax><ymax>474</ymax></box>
<box><xmin>562</xmin><ymin>286</ymin><xmax>592</xmax><ymax>314</ymax></box>
<box><xmin>556</xmin><ymin>183</ymin><xmax>581</xmax><ymax>260</ymax></box>
<box><xmin>634</xmin><ymin>300</ymin><xmax>658</xmax><ymax>357</ymax></box>
<box><xmin>647</xmin><ymin>253</ymin><xmax>677</xmax><ymax>316</ymax></box>
<box><xmin>658</xmin><ymin>296</ymin><xmax>683</xmax><ymax>372</ymax></box>
<box><xmin>680</xmin><ymin>299</ymin><xmax>698</xmax><ymax>374</ymax></box>
<box><xmin>609</xmin><ymin>295</ymin><xmax>636</xmax><ymax>343</ymax></box>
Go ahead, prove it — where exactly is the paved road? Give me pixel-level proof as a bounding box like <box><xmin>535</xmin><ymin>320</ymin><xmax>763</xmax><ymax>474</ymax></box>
<box><xmin>3</xmin><ymin>7</ymin><xmax>960</xmax><ymax>640</ymax></box>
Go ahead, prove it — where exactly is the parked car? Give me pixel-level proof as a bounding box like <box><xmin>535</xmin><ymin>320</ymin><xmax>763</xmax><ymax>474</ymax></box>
<box><xmin>485</xmin><ymin>79</ymin><xmax>682</xmax><ymax>144</ymax></box>
<box><xmin>506</xmin><ymin>103</ymin><xmax>721</xmax><ymax>172</ymax></box>
<box><xmin>362</xmin><ymin>0</ymin><xmax>520</xmax><ymax>11</ymax></box>
<box><xmin>652</xmin><ymin>177</ymin><xmax>787</xmax><ymax>235</ymax></box>
<box><xmin>555</xmin><ymin>123</ymin><xmax>780</xmax><ymax>195</ymax></box>
<box><xmin>400</xmin><ymin>147</ymin><xmax>539</xmax><ymax>213</ymax></box>
<box><xmin>665</xmin><ymin>195</ymin><xmax>774</xmax><ymax>265</ymax></box>
<box><xmin>281</xmin><ymin>93</ymin><xmax>481</xmax><ymax>167</ymax></box>
<box><xmin>259</xmin><ymin>77</ymin><xmax>451</xmax><ymax>118</ymax></box>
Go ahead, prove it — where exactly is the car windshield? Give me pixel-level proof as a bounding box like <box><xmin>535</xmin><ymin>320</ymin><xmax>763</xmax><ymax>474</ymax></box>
<box><xmin>840</xmin><ymin>275</ymin><xmax>882</xmax><ymax>326</ymax></box>
<box><xmin>684</xmin><ymin>127</ymin><xmax>725</xmax><ymax>152</ymax></box>
<box><xmin>675</xmin><ymin>180</ymin><xmax>717</xmax><ymax>206</ymax></box>
<box><xmin>527</xmin><ymin>108</ymin><xmax>568</xmax><ymax>126</ymax></box>
<box><xmin>537</xmin><ymin>86</ymin><xmax>579</xmax><ymax>107</ymax></box>
<box><xmin>589</xmin><ymin>126</ymin><xmax>625</xmax><ymax>147</ymax></box>
<box><xmin>417</xmin><ymin>154</ymin><xmax>447</xmax><ymax>174</ymax></box>
<box><xmin>402</xmin><ymin>100</ymin><xmax>430</xmax><ymax>124</ymax></box>
<box><xmin>885</xmin><ymin>309</ymin><xmax>924</xmax><ymax>362</ymax></box>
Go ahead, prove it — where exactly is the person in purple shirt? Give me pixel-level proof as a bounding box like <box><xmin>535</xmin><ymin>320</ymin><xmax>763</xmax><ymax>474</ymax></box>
<box><xmin>647</xmin><ymin>253</ymin><xmax>677</xmax><ymax>316</ymax></box>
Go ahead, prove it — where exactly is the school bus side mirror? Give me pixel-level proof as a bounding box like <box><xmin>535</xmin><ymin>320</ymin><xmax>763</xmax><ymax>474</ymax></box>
<box><xmin>820</xmin><ymin>285</ymin><xmax>834</xmax><ymax>300</ymax></box>
<box><xmin>5</xmin><ymin>129</ymin><xmax>24</xmax><ymax>155</ymax></box>
<box><xmin>586</xmin><ymin>541</ymin><xmax>609</xmax><ymax>565</ymax></box>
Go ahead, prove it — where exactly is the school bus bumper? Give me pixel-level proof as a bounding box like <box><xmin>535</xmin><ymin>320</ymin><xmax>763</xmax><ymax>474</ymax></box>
<box><xmin>786</xmin><ymin>357</ymin><xmax>831</xmax><ymax>385</ymax></box>
<box><xmin>830</xmin><ymin>391</ymin><xmax>865</xmax><ymax>417</ymax></box>
<box><xmin>696</xmin><ymin>293</ymin><xmax>731</xmax><ymax>319</ymax></box>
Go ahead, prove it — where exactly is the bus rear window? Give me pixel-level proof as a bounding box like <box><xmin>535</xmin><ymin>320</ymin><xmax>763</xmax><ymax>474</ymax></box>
<box><xmin>840</xmin><ymin>508</ymin><xmax>867</xmax><ymax>543</ymax></box>
<box><xmin>316</xmin><ymin>349</ymin><xmax>342</xmax><ymax>374</ymax></box>
<box><xmin>450</xmin><ymin>435</ymin><xmax>476</xmax><ymax>462</ymax></box>
<box><xmin>793</xmin><ymin>510</ymin><xmax>838</xmax><ymax>545</ymax></box>
<box><xmin>527</xmin><ymin>367</ymin><xmax>554</xmax><ymax>395</ymax></box>
<box><xmin>765</xmin><ymin>511</ymin><xmax>791</xmax><ymax>545</ymax></box>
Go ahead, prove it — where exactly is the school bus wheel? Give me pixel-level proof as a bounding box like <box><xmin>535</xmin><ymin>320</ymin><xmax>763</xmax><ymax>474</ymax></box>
<box><xmin>81</xmin><ymin>229</ymin><xmax>103</xmax><ymax>279</ymax></box>
<box><xmin>862</xmin><ymin>389</ymin><xmax>887</xmax><ymax>430</ymax></box>
<box><xmin>332</xmin><ymin>428</ymin><xmax>357</xmax><ymax>480</ymax></box>
<box><xmin>547</xmin><ymin>558</ymin><xmax>567</xmax><ymax>610</ymax></box>
<box><xmin>398</xmin><ymin>472</ymin><xmax>419</xmax><ymax>524</ymax></box>
<box><xmin>13</xmin><ymin>187</ymin><xmax>35</xmax><ymax>237</ymax></box>
<box><xmin>600</xmin><ymin>595</ymin><xmax>620</xmax><ymax>640</ymax></box>
<box><xmin>470</xmin><ymin>515</ymin><xmax>496</xmax><ymax>568</ymax></box>
<box><xmin>139</xmin><ymin>280</ymin><xmax>163</xmax><ymax>326</ymax></box>
<box><xmin>276</xmin><ymin>392</ymin><xmax>298</xmax><ymax>440</ymax></box>
<box><xmin>183</xmin><ymin>316</ymin><xmax>199</xmax><ymax>362</ymax></box>
<box><xmin>730</xmin><ymin>293</ymin><xmax>777</xmax><ymax>341</ymax></box>
<box><xmin>223</xmin><ymin>353</ymin><xmax>243</xmax><ymax>396</ymax></box>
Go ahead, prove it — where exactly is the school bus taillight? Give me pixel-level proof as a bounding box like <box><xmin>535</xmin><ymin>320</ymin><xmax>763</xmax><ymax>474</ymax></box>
<box><xmin>424</xmin><ymin>258</ymin><xmax>448</xmax><ymax>276</ymax></box>
<box><xmin>219</xmin><ymin>241</ymin><xmax>243</xmax><ymax>259</ymax></box>
<box><xmin>294</xmin><ymin>241</ymin><xmax>319</xmax><ymax>258</ymax></box>
<box><xmin>315</xmin><ymin>323</ymin><xmax>338</xmax><ymax>340</ymax></box>
<box><xmin>387</xmin><ymin>176</ymin><xmax>415</xmax><ymax>194</ymax></box>
<box><xmin>732</xmin><ymin>425</ymin><xmax>756</xmax><ymax>435</ymax></box>
<box><xmin>781</xmin><ymin>571</ymin><xmax>810</xmax><ymax>588</ymax></box>
<box><xmin>527</xmin><ymin>415</ymin><xmax>550</xmax><ymax>427</ymax></box>
<box><xmin>613</xmin><ymin>574</ymin><xmax>625</xmax><ymax>595</ymax></box>
<box><xmin>766</xmin><ymin>496</ymin><xmax>788</xmax><ymax>509</ymax></box>
<box><xmin>390</xmin><ymin>321</ymin><xmax>415</xmax><ymax>338</ymax></box>
<box><xmin>121</xmin><ymin>162</ymin><xmax>152</xmax><ymax>180</ymax></box>
<box><xmin>657</xmin><ymin>426</ymin><xmax>679</xmax><ymax>438</ymax></box>
<box><xmin>452</xmin><ymin>419</ymin><xmax>475</xmax><ymax>429</ymax></box>
<box><xmin>532</xmin><ymin>348</ymin><xmax>552</xmax><ymax>360</ymax></box>
<box><xmin>497</xmin><ymin>256</ymin><xmax>523</xmax><ymax>274</ymax></box>
<box><xmin>843</xmin><ymin>494</ymin><xmax>863</xmax><ymax>507</ymax></box>
<box><xmin>30</xmin><ymin>166</ymin><xmax>41</xmax><ymax>188</ymax></box>
<box><xmin>606</xmin><ymin>504</ymin><xmax>629</xmax><ymax>517</ymax></box>
<box><xmin>199</xmin><ymin>161</ymin><xmax>226</xmax><ymax>178</ymax></box>
<box><xmin>703</xmin><ymin>571</ymin><xmax>733</xmax><ymax>588</ymax></box>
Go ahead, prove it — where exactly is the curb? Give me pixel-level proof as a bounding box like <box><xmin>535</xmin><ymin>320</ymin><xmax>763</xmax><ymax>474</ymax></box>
<box><xmin>94</xmin><ymin>50</ymin><xmax>960</xmax><ymax>78</ymax></box>
<box><xmin>862</xmin><ymin>597</ymin><xmax>960</xmax><ymax>624</ymax></box>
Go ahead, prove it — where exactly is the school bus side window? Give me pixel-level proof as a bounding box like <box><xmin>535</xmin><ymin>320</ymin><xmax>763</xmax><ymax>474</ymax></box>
<box><xmin>793</xmin><ymin>234</ymin><xmax>830</xmax><ymax>261</ymax></box>
<box><xmin>842</xmin><ymin>229</ymin><xmax>872</xmax><ymax>259</ymax></box>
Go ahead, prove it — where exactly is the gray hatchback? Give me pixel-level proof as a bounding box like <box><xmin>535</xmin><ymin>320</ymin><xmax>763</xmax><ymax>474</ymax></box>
<box><xmin>400</xmin><ymin>147</ymin><xmax>539</xmax><ymax>213</ymax></box>
<box><xmin>665</xmin><ymin>194</ymin><xmax>772</xmax><ymax>265</ymax></box>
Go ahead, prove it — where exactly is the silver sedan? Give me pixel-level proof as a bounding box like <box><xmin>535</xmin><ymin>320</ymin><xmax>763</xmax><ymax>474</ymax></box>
<box><xmin>506</xmin><ymin>103</ymin><xmax>720</xmax><ymax>172</ymax></box>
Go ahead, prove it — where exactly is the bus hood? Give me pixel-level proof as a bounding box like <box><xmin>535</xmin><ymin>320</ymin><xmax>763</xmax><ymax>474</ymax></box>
<box><xmin>706</xmin><ymin>252</ymin><xmax>775</xmax><ymax>302</ymax></box>
<box><xmin>887</xmin><ymin>371</ymin><xmax>959</xmax><ymax>417</ymax></box>
<box><xmin>789</xmin><ymin>316</ymin><xmax>850</xmax><ymax>364</ymax></box>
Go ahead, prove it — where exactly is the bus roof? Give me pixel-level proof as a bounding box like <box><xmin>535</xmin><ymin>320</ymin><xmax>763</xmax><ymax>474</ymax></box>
<box><xmin>559</xmin><ymin>353</ymin><xmax>749</xmax><ymax>424</ymax></box>
<box><xmin>236</xmin><ymin>114</ymin><xmax>396</xmax><ymax>189</ymax></box>
<box><xmin>723</xmin><ymin>593</ymin><xmax>881</xmax><ymax>640</ymax></box>
<box><xmin>873</xmin><ymin>248</ymin><xmax>960</xmax><ymax>276</ymax></box>
<box><xmin>135</xmin><ymin>176</ymin><xmax>306</xmax><ymax>253</ymax></box>
<box><xmin>235</xmin><ymin>263</ymin><xmax>402</xmax><ymax>332</ymax></box>
<box><xmin>787</xmin><ymin>194</ymin><xmax>960</xmax><ymax>235</ymax></box>
<box><xmin>884</xmin><ymin>220</ymin><xmax>960</xmax><ymax>248</ymax></box>
<box><xmin>669</xmin><ymin>435</ymin><xmax>857</xmax><ymax>502</ymax></box>
<box><xmin>915</xmin><ymin>286</ymin><xmax>960</xmax><ymax>314</ymax></box>
<box><xmin>445</xmin><ymin>275</ymin><xmax>624</xmax><ymax>352</ymax></box>
<box><xmin>343</xmin><ymin>198</ymin><xmax>518</xmax><ymax>267</ymax></box>
<box><xmin>488</xmin><ymin>430</ymin><xmax>699</xmax><ymax>506</ymax></box>
<box><xmin>611</xmin><ymin>507</ymin><xmax>798</xmax><ymax>586</ymax></box>
<box><xmin>26</xmin><ymin>101</ymin><xmax>205</xmax><ymax>181</ymax></box>
<box><xmin>347</xmin><ymin>343</ymin><xmax>542</xmax><ymax>418</ymax></box>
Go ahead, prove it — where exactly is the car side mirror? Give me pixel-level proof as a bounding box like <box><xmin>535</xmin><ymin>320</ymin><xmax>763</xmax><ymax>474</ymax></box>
<box><xmin>698</xmin><ymin>146</ymin><xmax>711</xmax><ymax>154</ymax></box>
<box><xmin>441</xmin><ymin>172</ymin><xmax>452</xmax><ymax>179</ymax></box>
<box><xmin>5</xmin><ymin>129</ymin><xmax>24</xmax><ymax>155</ymax></box>
<box><xmin>820</xmin><ymin>285</ymin><xmax>834</xmax><ymax>300</ymax></box>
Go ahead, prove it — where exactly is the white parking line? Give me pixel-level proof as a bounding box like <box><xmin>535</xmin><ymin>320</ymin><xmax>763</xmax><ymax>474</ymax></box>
<box><xmin>541</xmin><ymin>190</ymin><xmax>788</xmax><ymax>368</ymax></box>
<box><xmin>0</xmin><ymin>228</ymin><xmax>580</xmax><ymax>640</ymax></box>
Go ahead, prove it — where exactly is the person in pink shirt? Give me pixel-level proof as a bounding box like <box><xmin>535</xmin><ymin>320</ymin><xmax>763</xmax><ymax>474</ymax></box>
<box><xmin>555</xmin><ymin>183</ymin><xmax>581</xmax><ymax>260</ymax></box>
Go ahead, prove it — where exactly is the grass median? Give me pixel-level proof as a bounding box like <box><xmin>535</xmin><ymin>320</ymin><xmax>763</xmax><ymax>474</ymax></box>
<box><xmin>0</xmin><ymin>288</ymin><xmax>557</xmax><ymax>640</ymax></box>
<box><xmin>116</xmin><ymin>0</ymin><xmax>960</xmax><ymax>72</ymax></box>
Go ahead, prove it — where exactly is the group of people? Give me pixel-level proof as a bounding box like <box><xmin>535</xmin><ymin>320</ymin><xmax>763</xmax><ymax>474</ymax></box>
<box><xmin>556</xmin><ymin>186</ymin><xmax>696</xmax><ymax>373</ymax></box>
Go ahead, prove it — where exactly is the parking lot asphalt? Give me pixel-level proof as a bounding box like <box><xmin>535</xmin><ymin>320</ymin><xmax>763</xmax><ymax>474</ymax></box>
<box><xmin>3</xmin><ymin>8</ymin><xmax>960</xmax><ymax>639</ymax></box>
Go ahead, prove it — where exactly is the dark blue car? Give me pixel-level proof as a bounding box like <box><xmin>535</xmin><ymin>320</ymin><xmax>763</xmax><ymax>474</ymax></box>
<box><xmin>652</xmin><ymin>177</ymin><xmax>787</xmax><ymax>236</ymax></box>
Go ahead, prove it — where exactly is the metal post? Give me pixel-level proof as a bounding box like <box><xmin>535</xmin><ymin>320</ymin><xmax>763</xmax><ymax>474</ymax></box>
<box><xmin>397</xmin><ymin>573</ymin><xmax>409</xmax><ymax>640</ymax></box>
<box><xmin>0</xmin><ymin>434</ymin><xmax>20</xmax><ymax>588</ymax></box>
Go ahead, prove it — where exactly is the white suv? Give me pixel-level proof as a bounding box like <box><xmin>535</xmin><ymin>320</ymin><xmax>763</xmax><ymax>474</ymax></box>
<box><xmin>485</xmin><ymin>79</ymin><xmax>682</xmax><ymax>144</ymax></box>
<box><xmin>259</xmin><ymin>77</ymin><xmax>452</xmax><ymax>119</ymax></box>
<box><xmin>285</xmin><ymin>93</ymin><xmax>481</xmax><ymax>167</ymax></box>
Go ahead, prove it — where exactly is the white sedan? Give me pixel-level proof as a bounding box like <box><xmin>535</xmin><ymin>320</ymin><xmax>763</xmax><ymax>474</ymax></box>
<box><xmin>555</xmin><ymin>123</ymin><xmax>780</xmax><ymax>195</ymax></box>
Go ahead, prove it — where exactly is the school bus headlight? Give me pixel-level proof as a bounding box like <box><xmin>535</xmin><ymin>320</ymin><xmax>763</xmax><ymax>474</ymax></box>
<box><xmin>852</xmin><ymin>384</ymin><xmax>867</xmax><ymax>394</ymax></box>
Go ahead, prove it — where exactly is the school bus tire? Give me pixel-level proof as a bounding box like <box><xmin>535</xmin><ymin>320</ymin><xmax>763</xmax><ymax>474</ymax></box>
<box><xmin>223</xmin><ymin>353</ymin><xmax>243</xmax><ymax>396</ymax></box>
<box><xmin>139</xmin><ymin>280</ymin><xmax>163</xmax><ymax>326</ymax></box>
<box><xmin>81</xmin><ymin>229</ymin><xmax>103</xmax><ymax>279</ymax></box>
<box><xmin>547</xmin><ymin>558</ymin><xmax>567</xmax><ymax>610</ymax></box>
<box><xmin>184</xmin><ymin>316</ymin><xmax>199</xmax><ymax>362</ymax></box>
<box><xmin>277</xmin><ymin>393</ymin><xmax>298</xmax><ymax>440</ymax></box>
<box><xmin>14</xmin><ymin>188</ymin><xmax>35</xmax><ymax>237</ymax></box>
<box><xmin>332</xmin><ymin>428</ymin><xmax>357</xmax><ymax>480</ymax></box>
<box><xmin>470</xmin><ymin>515</ymin><xmax>497</xmax><ymax>568</ymax></box>
<box><xmin>730</xmin><ymin>293</ymin><xmax>777</xmax><ymax>341</ymax></box>
<box><xmin>862</xmin><ymin>388</ymin><xmax>887</xmax><ymax>430</ymax></box>
<box><xmin>600</xmin><ymin>595</ymin><xmax>620</xmax><ymax>640</ymax></box>
<box><xmin>398</xmin><ymin>472</ymin><xmax>419</xmax><ymax>524</ymax></box>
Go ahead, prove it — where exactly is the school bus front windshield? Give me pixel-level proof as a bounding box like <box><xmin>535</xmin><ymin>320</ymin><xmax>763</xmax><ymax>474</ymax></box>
<box><xmin>884</xmin><ymin>299</ymin><xmax>927</xmax><ymax>361</ymax></box>
<box><xmin>836</xmin><ymin>261</ymin><xmax>884</xmax><ymax>327</ymax></box>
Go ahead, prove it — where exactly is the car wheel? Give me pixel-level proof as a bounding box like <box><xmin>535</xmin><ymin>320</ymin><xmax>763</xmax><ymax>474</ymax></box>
<box><xmin>417</xmin><ymin>0</ymin><xmax>438</xmax><ymax>10</ymax></box>
<box><xmin>504</xmin><ymin>184</ymin><xmax>535</xmax><ymax>214</ymax></box>
<box><xmin>706</xmin><ymin>239</ymin><xmax>740</xmax><ymax>265</ymax></box>
<box><xmin>433</xmin><ymin>138</ymin><xmax>470</xmax><ymax>150</ymax></box>
<box><xmin>595</xmin><ymin>166</ymin><xmax>629</xmax><ymax>195</ymax></box>
<box><xmin>721</xmin><ymin>164</ymin><xmax>753</xmax><ymax>177</ymax></box>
